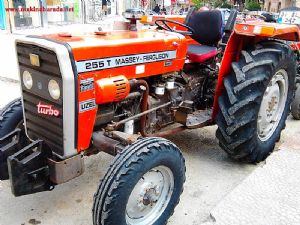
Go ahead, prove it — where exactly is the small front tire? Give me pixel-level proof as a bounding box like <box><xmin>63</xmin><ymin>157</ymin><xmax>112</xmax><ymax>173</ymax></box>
<box><xmin>92</xmin><ymin>137</ymin><xmax>185</xmax><ymax>225</ymax></box>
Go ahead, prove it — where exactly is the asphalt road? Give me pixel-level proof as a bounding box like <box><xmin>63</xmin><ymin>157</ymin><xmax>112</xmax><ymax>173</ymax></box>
<box><xmin>0</xmin><ymin>79</ymin><xmax>299</xmax><ymax>225</ymax></box>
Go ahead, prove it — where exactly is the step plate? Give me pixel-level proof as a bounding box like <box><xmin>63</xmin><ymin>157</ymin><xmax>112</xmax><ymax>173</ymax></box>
<box><xmin>186</xmin><ymin>109</ymin><xmax>212</xmax><ymax>129</ymax></box>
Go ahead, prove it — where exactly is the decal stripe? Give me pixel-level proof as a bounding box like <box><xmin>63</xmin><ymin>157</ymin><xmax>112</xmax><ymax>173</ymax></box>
<box><xmin>76</xmin><ymin>50</ymin><xmax>177</xmax><ymax>73</ymax></box>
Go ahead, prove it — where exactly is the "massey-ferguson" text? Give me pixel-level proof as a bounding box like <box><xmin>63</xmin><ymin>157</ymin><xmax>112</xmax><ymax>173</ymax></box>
<box><xmin>76</xmin><ymin>50</ymin><xmax>177</xmax><ymax>73</ymax></box>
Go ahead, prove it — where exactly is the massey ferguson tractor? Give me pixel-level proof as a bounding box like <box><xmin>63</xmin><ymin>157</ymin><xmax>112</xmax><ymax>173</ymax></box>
<box><xmin>0</xmin><ymin>9</ymin><xmax>299</xmax><ymax>225</ymax></box>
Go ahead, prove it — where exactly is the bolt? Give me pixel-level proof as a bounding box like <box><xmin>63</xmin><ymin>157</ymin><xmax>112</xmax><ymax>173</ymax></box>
<box><xmin>143</xmin><ymin>195</ymin><xmax>151</xmax><ymax>206</ymax></box>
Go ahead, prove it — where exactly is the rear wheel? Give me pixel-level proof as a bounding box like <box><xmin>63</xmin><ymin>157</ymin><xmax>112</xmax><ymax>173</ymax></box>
<box><xmin>216</xmin><ymin>41</ymin><xmax>296</xmax><ymax>163</ymax></box>
<box><xmin>92</xmin><ymin>137</ymin><xmax>185</xmax><ymax>225</ymax></box>
<box><xmin>291</xmin><ymin>83</ymin><xmax>300</xmax><ymax>120</ymax></box>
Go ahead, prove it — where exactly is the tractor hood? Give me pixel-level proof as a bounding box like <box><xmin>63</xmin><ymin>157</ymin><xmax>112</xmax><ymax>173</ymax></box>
<box><xmin>39</xmin><ymin>30</ymin><xmax>188</xmax><ymax>71</ymax></box>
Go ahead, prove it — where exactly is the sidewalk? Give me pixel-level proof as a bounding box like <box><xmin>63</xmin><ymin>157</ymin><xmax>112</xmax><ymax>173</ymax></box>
<box><xmin>202</xmin><ymin>126</ymin><xmax>300</xmax><ymax>225</ymax></box>
<box><xmin>0</xmin><ymin>78</ymin><xmax>20</xmax><ymax>107</ymax></box>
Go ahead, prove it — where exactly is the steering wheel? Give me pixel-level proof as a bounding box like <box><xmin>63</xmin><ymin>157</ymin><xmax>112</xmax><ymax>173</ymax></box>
<box><xmin>155</xmin><ymin>19</ymin><xmax>195</xmax><ymax>36</ymax></box>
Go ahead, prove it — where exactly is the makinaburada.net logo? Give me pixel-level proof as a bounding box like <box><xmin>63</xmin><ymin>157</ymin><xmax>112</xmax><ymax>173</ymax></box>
<box><xmin>5</xmin><ymin>6</ymin><xmax>74</xmax><ymax>12</ymax></box>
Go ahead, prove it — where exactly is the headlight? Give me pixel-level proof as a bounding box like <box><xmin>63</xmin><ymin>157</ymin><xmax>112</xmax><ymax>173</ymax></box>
<box><xmin>48</xmin><ymin>79</ymin><xmax>60</xmax><ymax>100</ymax></box>
<box><xmin>23</xmin><ymin>71</ymin><xmax>33</xmax><ymax>89</ymax></box>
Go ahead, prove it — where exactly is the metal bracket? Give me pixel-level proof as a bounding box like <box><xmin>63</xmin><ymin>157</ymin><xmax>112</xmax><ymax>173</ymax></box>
<box><xmin>48</xmin><ymin>154</ymin><xmax>84</xmax><ymax>184</ymax></box>
<box><xmin>8</xmin><ymin>140</ymin><xmax>53</xmax><ymax>196</ymax></box>
<box><xmin>0</xmin><ymin>129</ymin><xmax>21</xmax><ymax>180</ymax></box>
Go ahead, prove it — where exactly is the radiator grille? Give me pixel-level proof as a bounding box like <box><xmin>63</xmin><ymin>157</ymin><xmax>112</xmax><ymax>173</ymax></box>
<box><xmin>17</xmin><ymin>43</ymin><xmax>64</xmax><ymax>156</ymax></box>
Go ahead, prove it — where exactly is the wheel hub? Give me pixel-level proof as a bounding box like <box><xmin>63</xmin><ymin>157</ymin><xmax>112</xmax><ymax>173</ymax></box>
<box><xmin>142</xmin><ymin>186</ymin><xmax>160</xmax><ymax>206</ymax></box>
<box><xmin>265</xmin><ymin>84</ymin><xmax>279</xmax><ymax>121</ymax></box>
<box><xmin>126</xmin><ymin>166</ymin><xmax>174</xmax><ymax>225</ymax></box>
<box><xmin>257</xmin><ymin>70</ymin><xmax>288</xmax><ymax>141</ymax></box>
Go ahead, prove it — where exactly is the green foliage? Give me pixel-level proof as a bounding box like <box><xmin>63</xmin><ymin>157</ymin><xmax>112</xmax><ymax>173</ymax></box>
<box><xmin>192</xmin><ymin>0</ymin><xmax>232</xmax><ymax>9</ymax></box>
<box><xmin>213</xmin><ymin>0</ymin><xmax>232</xmax><ymax>8</ymax></box>
<box><xmin>245</xmin><ymin>0</ymin><xmax>261</xmax><ymax>11</ymax></box>
<box><xmin>191</xmin><ymin>0</ymin><xmax>205</xmax><ymax>9</ymax></box>
<box><xmin>219</xmin><ymin>2</ymin><xmax>232</xmax><ymax>8</ymax></box>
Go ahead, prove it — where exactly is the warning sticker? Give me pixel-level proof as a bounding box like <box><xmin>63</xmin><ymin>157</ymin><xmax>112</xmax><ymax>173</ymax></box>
<box><xmin>79</xmin><ymin>99</ymin><xmax>96</xmax><ymax>113</ymax></box>
<box><xmin>80</xmin><ymin>78</ymin><xmax>94</xmax><ymax>92</ymax></box>
<box><xmin>76</xmin><ymin>50</ymin><xmax>177</xmax><ymax>73</ymax></box>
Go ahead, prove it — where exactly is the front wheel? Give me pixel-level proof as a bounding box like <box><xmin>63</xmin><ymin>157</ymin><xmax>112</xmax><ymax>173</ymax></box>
<box><xmin>0</xmin><ymin>98</ymin><xmax>27</xmax><ymax>149</ymax></box>
<box><xmin>0</xmin><ymin>98</ymin><xmax>24</xmax><ymax>140</ymax></box>
<box><xmin>92</xmin><ymin>137</ymin><xmax>185</xmax><ymax>225</ymax></box>
<box><xmin>0</xmin><ymin>98</ymin><xmax>28</xmax><ymax>179</ymax></box>
<box><xmin>216</xmin><ymin>41</ymin><xmax>296</xmax><ymax>163</ymax></box>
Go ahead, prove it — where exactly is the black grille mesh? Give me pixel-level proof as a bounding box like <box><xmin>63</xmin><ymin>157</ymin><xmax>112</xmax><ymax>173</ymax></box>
<box><xmin>17</xmin><ymin>43</ymin><xmax>64</xmax><ymax>156</ymax></box>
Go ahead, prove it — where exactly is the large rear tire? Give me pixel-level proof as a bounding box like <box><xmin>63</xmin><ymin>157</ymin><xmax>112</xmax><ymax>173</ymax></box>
<box><xmin>92</xmin><ymin>137</ymin><xmax>185</xmax><ymax>225</ymax></box>
<box><xmin>291</xmin><ymin>83</ymin><xmax>300</xmax><ymax>120</ymax></box>
<box><xmin>216</xmin><ymin>41</ymin><xmax>296</xmax><ymax>163</ymax></box>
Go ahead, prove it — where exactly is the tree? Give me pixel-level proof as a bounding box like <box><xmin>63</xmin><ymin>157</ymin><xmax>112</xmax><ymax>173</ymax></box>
<box><xmin>192</xmin><ymin>0</ymin><xmax>232</xmax><ymax>9</ymax></box>
<box><xmin>245</xmin><ymin>0</ymin><xmax>261</xmax><ymax>11</ymax></box>
<box><xmin>192</xmin><ymin>0</ymin><xmax>205</xmax><ymax>9</ymax></box>
<box><xmin>213</xmin><ymin>0</ymin><xmax>232</xmax><ymax>8</ymax></box>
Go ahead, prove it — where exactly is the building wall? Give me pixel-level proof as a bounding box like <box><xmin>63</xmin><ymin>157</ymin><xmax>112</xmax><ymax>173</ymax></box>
<box><xmin>264</xmin><ymin>0</ymin><xmax>293</xmax><ymax>12</ymax></box>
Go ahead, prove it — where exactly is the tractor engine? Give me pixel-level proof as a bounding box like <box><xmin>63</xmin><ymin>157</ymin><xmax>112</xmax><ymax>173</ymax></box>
<box><xmin>143</xmin><ymin>68</ymin><xmax>217</xmax><ymax>134</ymax></box>
<box><xmin>94</xmin><ymin>67</ymin><xmax>217</xmax><ymax>135</ymax></box>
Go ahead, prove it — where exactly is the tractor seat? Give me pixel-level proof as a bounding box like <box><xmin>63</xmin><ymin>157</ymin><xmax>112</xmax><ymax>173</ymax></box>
<box><xmin>187</xmin><ymin>44</ymin><xmax>218</xmax><ymax>63</ymax></box>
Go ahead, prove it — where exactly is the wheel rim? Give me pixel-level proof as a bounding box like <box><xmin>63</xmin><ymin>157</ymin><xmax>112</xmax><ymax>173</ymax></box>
<box><xmin>257</xmin><ymin>69</ymin><xmax>288</xmax><ymax>141</ymax></box>
<box><xmin>125</xmin><ymin>166</ymin><xmax>174</xmax><ymax>225</ymax></box>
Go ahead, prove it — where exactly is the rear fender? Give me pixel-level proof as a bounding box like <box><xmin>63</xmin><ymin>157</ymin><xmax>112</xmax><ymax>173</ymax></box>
<box><xmin>234</xmin><ymin>23</ymin><xmax>300</xmax><ymax>41</ymax></box>
<box><xmin>212</xmin><ymin>24</ymin><xmax>300</xmax><ymax>120</ymax></box>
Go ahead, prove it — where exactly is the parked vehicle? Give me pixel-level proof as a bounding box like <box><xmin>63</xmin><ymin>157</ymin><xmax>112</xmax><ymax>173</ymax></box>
<box><xmin>122</xmin><ymin>8</ymin><xmax>145</xmax><ymax>19</ymax></box>
<box><xmin>278</xmin><ymin>6</ymin><xmax>300</xmax><ymax>24</ymax></box>
<box><xmin>145</xmin><ymin>9</ymin><xmax>159</xmax><ymax>15</ymax></box>
<box><xmin>122</xmin><ymin>8</ymin><xmax>158</xmax><ymax>20</ymax></box>
<box><xmin>1</xmin><ymin>8</ymin><xmax>299</xmax><ymax>225</ymax></box>
<box><xmin>217</xmin><ymin>8</ymin><xmax>231</xmax><ymax>26</ymax></box>
<box><xmin>276</xmin><ymin>7</ymin><xmax>300</xmax><ymax>119</ymax></box>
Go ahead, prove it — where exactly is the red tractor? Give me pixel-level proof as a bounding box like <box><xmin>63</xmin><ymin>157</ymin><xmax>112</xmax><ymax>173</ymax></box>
<box><xmin>0</xmin><ymin>9</ymin><xmax>299</xmax><ymax>225</ymax></box>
